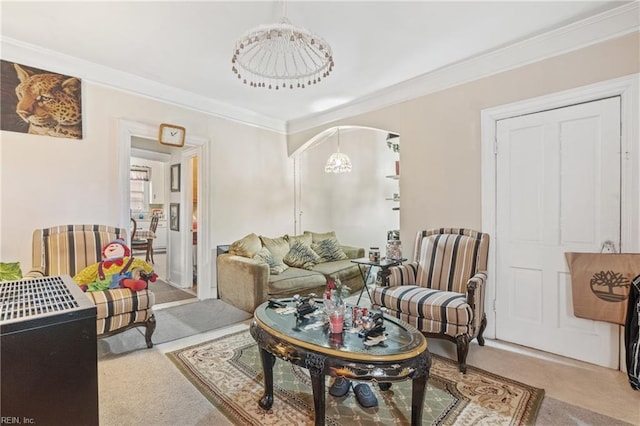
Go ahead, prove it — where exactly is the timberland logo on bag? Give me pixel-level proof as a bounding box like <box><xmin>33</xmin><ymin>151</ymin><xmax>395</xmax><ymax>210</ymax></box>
<box><xmin>590</xmin><ymin>271</ymin><xmax>631</xmax><ymax>302</ymax></box>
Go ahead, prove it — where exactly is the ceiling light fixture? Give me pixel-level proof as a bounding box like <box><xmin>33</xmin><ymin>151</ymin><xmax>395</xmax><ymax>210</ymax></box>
<box><xmin>325</xmin><ymin>129</ymin><xmax>352</xmax><ymax>173</ymax></box>
<box><xmin>231</xmin><ymin>3</ymin><xmax>334</xmax><ymax>90</ymax></box>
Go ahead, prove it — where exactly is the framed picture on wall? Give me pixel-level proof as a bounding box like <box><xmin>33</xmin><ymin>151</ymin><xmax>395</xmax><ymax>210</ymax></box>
<box><xmin>170</xmin><ymin>163</ymin><xmax>181</xmax><ymax>192</ymax></box>
<box><xmin>170</xmin><ymin>203</ymin><xmax>180</xmax><ymax>231</ymax></box>
<box><xmin>1</xmin><ymin>60</ymin><xmax>83</xmax><ymax>139</ymax></box>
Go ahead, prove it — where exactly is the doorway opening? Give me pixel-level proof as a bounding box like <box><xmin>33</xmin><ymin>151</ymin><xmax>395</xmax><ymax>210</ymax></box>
<box><xmin>129</xmin><ymin>146</ymin><xmax>170</xmax><ymax>279</ymax></box>
<box><xmin>182</xmin><ymin>150</ymin><xmax>199</xmax><ymax>295</ymax></box>
<box><xmin>118</xmin><ymin>120</ymin><xmax>212</xmax><ymax>302</ymax></box>
<box><xmin>291</xmin><ymin>125</ymin><xmax>401</xmax><ymax>251</ymax></box>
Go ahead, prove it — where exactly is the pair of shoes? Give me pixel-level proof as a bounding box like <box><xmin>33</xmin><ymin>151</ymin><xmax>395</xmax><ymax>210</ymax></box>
<box><xmin>329</xmin><ymin>377</ymin><xmax>351</xmax><ymax>397</ymax></box>
<box><xmin>353</xmin><ymin>383</ymin><xmax>378</xmax><ymax>408</ymax></box>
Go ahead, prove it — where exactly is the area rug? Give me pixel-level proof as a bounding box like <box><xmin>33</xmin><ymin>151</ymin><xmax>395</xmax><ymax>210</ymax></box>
<box><xmin>167</xmin><ymin>330</ymin><xmax>544</xmax><ymax>425</ymax></box>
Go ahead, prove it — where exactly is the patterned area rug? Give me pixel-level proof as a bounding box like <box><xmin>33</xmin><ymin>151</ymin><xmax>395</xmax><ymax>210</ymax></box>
<box><xmin>167</xmin><ymin>330</ymin><xmax>544</xmax><ymax>425</ymax></box>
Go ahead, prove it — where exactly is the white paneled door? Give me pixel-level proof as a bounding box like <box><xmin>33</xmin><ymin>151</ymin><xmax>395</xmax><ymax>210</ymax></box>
<box><xmin>495</xmin><ymin>97</ymin><xmax>621</xmax><ymax>368</ymax></box>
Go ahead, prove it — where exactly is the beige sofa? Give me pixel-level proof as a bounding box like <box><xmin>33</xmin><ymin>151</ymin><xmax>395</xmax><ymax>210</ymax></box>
<box><xmin>217</xmin><ymin>231</ymin><xmax>365</xmax><ymax>313</ymax></box>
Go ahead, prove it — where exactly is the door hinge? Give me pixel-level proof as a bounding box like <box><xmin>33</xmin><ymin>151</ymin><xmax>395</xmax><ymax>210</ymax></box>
<box><xmin>493</xmin><ymin>299</ymin><xmax>497</xmax><ymax>312</ymax></box>
<box><xmin>493</xmin><ymin>139</ymin><xmax>498</xmax><ymax>155</ymax></box>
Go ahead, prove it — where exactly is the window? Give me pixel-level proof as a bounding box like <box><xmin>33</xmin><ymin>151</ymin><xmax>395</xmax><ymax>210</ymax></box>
<box><xmin>130</xmin><ymin>166</ymin><xmax>151</xmax><ymax>212</ymax></box>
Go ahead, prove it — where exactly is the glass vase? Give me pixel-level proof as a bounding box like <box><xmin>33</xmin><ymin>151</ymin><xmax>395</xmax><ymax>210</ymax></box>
<box><xmin>386</xmin><ymin>240</ymin><xmax>402</xmax><ymax>260</ymax></box>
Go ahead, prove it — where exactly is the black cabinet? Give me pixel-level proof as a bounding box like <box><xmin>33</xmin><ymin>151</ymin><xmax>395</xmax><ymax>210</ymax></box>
<box><xmin>1</xmin><ymin>276</ymin><xmax>98</xmax><ymax>426</ymax></box>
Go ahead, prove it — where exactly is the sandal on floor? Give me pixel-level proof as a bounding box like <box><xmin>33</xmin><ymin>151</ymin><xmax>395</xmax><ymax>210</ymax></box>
<box><xmin>329</xmin><ymin>377</ymin><xmax>351</xmax><ymax>397</ymax></box>
<box><xmin>353</xmin><ymin>383</ymin><xmax>378</xmax><ymax>408</ymax></box>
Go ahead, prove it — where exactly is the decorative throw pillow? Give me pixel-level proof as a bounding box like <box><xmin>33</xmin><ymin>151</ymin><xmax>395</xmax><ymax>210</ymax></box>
<box><xmin>312</xmin><ymin>237</ymin><xmax>349</xmax><ymax>263</ymax></box>
<box><xmin>270</xmin><ymin>264</ymin><xmax>288</xmax><ymax>274</ymax></box>
<box><xmin>229</xmin><ymin>233</ymin><xmax>262</xmax><ymax>258</ymax></box>
<box><xmin>0</xmin><ymin>261</ymin><xmax>22</xmax><ymax>281</ymax></box>
<box><xmin>285</xmin><ymin>233</ymin><xmax>313</xmax><ymax>248</ymax></box>
<box><xmin>304</xmin><ymin>230</ymin><xmax>337</xmax><ymax>243</ymax></box>
<box><xmin>253</xmin><ymin>247</ymin><xmax>286</xmax><ymax>275</ymax></box>
<box><xmin>260</xmin><ymin>235</ymin><xmax>290</xmax><ymax>273</ymax></box>
<box><xmin>284</xmin><ymin>240</ymin><xmax>321</xmax><ymax>270</ymax></box>
<box><xmin>253</xmin><ymin>247</ymin><xmax>273</xmax><ymax>265</ymax></box>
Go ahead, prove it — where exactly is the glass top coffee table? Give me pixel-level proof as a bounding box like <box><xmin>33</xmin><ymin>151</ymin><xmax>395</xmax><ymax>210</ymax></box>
<box><xmin>250</xmin><ymin>299</ymin><xmax>431</xmax><ymax>426</ymax></box>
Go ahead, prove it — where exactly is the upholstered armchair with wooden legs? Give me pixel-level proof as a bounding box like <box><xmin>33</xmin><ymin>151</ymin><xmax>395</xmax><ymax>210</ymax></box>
<box><xmin>24</xmin><ymin>224</ymin><xmax>156</xmax><ymax>348</ymax></box>
<box><xmin>371</xmin><ymin>228</ymin><xmax>490</xmax><ymax>373</ymax></box>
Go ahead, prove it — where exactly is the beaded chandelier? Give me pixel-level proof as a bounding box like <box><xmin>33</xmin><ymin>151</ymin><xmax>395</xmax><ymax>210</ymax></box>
<box><xmin>231</xmin><ymin>12</ymin><xmax>334</xmax><ymax>90</ymax></box>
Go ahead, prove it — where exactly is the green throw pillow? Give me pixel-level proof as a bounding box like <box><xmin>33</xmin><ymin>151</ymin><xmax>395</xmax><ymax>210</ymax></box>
<box><xmin>270</xmin><ymin>264</ymin><xmax>288</xmax><ymax>274</ymax></box>
<box><xmin>253</xmin><ymin>247</ymin><xmax>286</xmax><ymax>275</ymax></box>
<box><xmin>311</xmin><ymin>238</ymin><xmax>348</xmax><ymax>263</ymax></box>
<box><xmin>260</xmin><ymin>236</ymin><xmax>289</xmax><ymax>274</ymax></box>
<box><xmin>285</xmin><ymin>233</ymin><xmax>313</xmax><ymax>248</ymax></box>
<box><xmin>229</xmin><ymin>233</ymin><xmax>262</xmax><ymax>258</ymax></box>
<box><xmin>0</xmin><ymin>262</ymin><xmax>22</xmax><ymax>281</ymax></box>
<box><xmin>284</xmin><ymin>240</ymin><xmax>321</xmax><ymax>270</ymax></box>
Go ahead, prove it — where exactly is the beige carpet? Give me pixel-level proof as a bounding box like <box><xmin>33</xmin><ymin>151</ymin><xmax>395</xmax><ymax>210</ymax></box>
<box><xmin>99</xmin><ymin>343</ymin><xmax>234</xmax><ymax>426</ymax></box>
<box><xmin>98</xmin><ymin>324</ymin><xmax>634</xmax><ymax>426</ymax></box>
<box><xmin>167</xmin><ymin>330</ymin><xmax>544</xmax><ymax>425</ymax></box>
<box><xmin>97</xmin><ymin>300</ymin><xmax>252</xmax><ymax>359</ymax></box>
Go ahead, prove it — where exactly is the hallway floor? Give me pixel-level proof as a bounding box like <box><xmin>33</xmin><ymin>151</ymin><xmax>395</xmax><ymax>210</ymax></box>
<box><xmin>138</xmin><ymin>252</ymin><xmax>197</xmax><ymax>297</ymax></box>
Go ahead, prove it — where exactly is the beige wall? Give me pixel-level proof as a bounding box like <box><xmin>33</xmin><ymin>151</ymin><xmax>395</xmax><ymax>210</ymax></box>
<box><xmin>289</xmin><ymin>32</ymin><xmax>640</xmax><ymax>250</ymax></box>
<box><xmin>0</xmin><ymin>83</ymin><xmax>291</xmax><ymax>293</ymax></box>
<box><xmin>296</xmin><ymin>128</ymin><xmax>399</xmax><ymax>251</ymax></box>
<box><xmin>2</xmin><ymin>32</ymin><xmax>638</xmax><ymax>291</ymax></box>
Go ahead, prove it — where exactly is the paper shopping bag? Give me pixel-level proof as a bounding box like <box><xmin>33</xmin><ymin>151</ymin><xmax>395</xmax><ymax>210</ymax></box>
<box><xmin>565</xmin><ymin>252</ymin><xmax>639</xmax><ymax>325</ymax></box>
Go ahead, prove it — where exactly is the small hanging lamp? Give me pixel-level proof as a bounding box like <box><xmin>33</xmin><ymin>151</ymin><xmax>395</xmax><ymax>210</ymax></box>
<box><xmin>324</xmin><ymin>129</ymin><xmax>352</xmax><ymax>173</ymax></box>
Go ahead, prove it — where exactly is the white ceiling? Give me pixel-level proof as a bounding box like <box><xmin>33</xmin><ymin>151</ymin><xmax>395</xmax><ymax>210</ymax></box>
<box><xmin>0</xmin><ymin>1</ymin><xmax>633</xmax><ymax>130</ymax></box>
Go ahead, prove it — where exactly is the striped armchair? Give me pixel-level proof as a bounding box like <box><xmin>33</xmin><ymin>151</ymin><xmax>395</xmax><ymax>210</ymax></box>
<box><xmin>371</xmin><ymin>228</ymin><xmax>489</xmax><ymax>373</ymax></box>
<box><xmin>24</xmin><ymin>224</ymin><xmax>156</xmax><ymax>348</ymax></box>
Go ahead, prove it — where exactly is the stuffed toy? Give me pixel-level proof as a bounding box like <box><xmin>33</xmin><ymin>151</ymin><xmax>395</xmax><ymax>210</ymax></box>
<box><xmin>72</xmin><ymin>239</ymin><xmax>157</xmax><ymax>292</ymax></box>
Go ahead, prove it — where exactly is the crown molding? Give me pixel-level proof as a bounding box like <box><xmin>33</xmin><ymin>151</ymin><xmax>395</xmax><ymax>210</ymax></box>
<box><xmin>0</xmin><ymin>37</ymin><xmax>287</xmax><ymax>133</ymax></box>
<box><xmin>2</xmin><ymin>2</ymin><xmax>637</xmax><ymax>136</ymax></box>
<box><xmin>287</xmin><ymin>2</ymin><xmax>640</xmax><ymax>135</ymax></box>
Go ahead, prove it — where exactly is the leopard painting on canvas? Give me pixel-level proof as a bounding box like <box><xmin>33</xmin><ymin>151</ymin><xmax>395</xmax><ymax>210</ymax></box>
<box><xmin>0</xmin><ymin>60</ymin><xmax>82</xmax><ymax>139</ymax></box>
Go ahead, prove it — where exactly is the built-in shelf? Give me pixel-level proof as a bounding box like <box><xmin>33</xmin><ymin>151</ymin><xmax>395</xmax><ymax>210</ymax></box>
<box><xmin>387</xmin><ymin>162</ymin><xmax>400</xmax><ymax>210</ymax></box>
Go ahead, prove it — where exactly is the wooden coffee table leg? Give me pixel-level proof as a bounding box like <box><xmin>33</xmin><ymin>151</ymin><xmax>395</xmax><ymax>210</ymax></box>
<box><xmin>258</xmin><ymin>348</ymin><xmax>276</xmax><ymax>410</ymax></box>
<box><xmin>411</xmin><ymin>375</ymin><xmax>427</xmax><ymax>426</ymax></box>
<box><xmin>310</xmin><ymin>370</ymin><xmax>326</xmax><ymax>426</ymax></box>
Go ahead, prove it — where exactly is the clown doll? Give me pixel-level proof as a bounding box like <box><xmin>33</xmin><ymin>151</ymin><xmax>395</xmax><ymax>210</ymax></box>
<box><xmin>73</xmin><ymin>239</ymin><xmax>157</xmax><ymax>292</ymax></box>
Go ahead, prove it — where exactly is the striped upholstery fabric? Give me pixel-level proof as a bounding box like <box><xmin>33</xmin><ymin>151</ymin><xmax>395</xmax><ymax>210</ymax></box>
<box><xmin>414</xmin><ymin>228</ymin><xmax>488</xmax><ymax>293</ymax></box>
<box><xmin>85</xmin><ymin>288</ymin><xmax>155</xmax><ymax>320</ymax></box>
<box><xmin>373</xmin><ymin>228</ymin><xmax>489</xmax><ymax>338</ymax></box>
<box><xmin>95</xmin><ymin>311</ymin><xmax>154</xmax><ymax>335</ymax></box>
<box><xmin>388</xmin><ymin>263</ymin><xmax>418</xmax><ymax>287</ymax></box>
<box><xmin>385</xmin><ymin>308</ymin><xmax>469</xmax><ymax>336</ymax></box>
<box><xmin>29</xmin><ymin>224</ymin><xmax>154</xmax><ymax>337</ymax></box>
<box><xmin>32</xmin><ymin>225</ymin><xmax>126</xmax><ymax>277</ymax></box>
<box><xmin>372</xmin><ymin>279</ymin><xmax>486</xmax><ymax>337</ymax></box>
<box><xmin>373</xmin><ymin>286</ymin><xmax>471</xmax><ymax>324</ymax></box>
